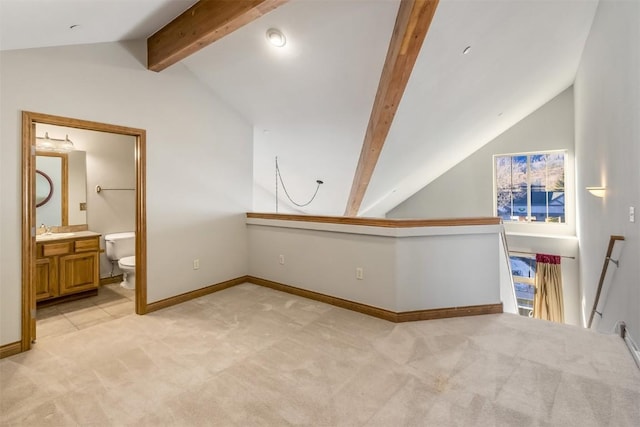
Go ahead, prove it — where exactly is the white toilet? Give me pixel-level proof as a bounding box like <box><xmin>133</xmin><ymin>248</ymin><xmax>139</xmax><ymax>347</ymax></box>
<box><xmin>104</xmin><ymin>232</ymin><xmax>136</xmax><ymax>290</ymax></box>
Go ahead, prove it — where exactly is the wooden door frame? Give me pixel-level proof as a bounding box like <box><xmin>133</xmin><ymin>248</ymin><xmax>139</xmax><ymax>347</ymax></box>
<box><xmin>21</xmin><ymin>111</ymin><xmax>147</xmax><ymax>352</ymax></box>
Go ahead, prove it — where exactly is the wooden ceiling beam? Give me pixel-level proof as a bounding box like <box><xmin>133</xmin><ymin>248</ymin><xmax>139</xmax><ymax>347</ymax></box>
<box><xmin>344</xmin><ymin>0</ymin><xmax>439</xmax><ymax>216</ymax></box>
<box><xmin>147</xmin><ymin>0</ymin><xmax>288</xmax><ymax>72</ymax></box>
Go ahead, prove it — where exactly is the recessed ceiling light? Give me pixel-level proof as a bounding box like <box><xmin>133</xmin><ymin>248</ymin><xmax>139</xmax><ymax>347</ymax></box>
<box><xmin>463</xmin><ymin>46</ymin><xmax>471</xmax><ymax>55</ymax></box>
<box><xmin>266</xmin><ymin>28</ymin><xmax>286</xmax><ymax>48</ymax></box>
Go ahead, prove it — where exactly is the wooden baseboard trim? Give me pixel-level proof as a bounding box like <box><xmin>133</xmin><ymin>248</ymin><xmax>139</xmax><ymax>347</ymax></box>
<box><xmin>396</xmin><ymin>303</ymin><xmax>503</xmax><ymax>322</ymax></box>
<box><xmin>145</xmin><ymin>276</ymin><xmax>249</xmax><ymax>314</ymax></box>
<box><xmin>246</xmin><ymin>276</ymin><xmax>502</xmax><ymax>323</ymax></box>
<box><xmin>100</xmin><ymin>275</ymin><xmax>123</xmax><ymax>286</ymax></box>
<box><xmin>0</xmin><ymin>341</ymin><xmax>23</xmax><ymax>359</ymax></box>
<box><xmin>247</xmin><ymin>276</ymin><xmax>398</xmax><ymax>322</ymax></box>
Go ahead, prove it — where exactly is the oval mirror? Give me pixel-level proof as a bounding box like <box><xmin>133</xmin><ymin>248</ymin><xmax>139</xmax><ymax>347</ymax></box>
<box><xmin>35</xmin><ymin>170</ymin><xmax>53</xmax><ymax>207</ymax></box>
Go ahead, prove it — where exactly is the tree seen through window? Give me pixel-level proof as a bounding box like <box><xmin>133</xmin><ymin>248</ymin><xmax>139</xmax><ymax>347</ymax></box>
<box><xmin>495</xmin><ymin>152</ymin><xmax>565</xmax><ymax>223</ymax></box>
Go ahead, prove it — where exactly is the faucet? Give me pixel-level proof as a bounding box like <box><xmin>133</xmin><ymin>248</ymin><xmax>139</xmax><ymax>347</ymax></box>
<box><xmin>40</xmin><ymin>224</ymin><xmax>51</xmax><ymax>234</ymax></box>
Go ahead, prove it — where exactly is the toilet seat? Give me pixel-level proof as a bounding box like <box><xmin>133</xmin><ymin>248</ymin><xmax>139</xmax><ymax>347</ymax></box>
<box><xmin>119</xmin><ymin>256</ymin><xmax>135</xmax><ymax>268</ymax></box>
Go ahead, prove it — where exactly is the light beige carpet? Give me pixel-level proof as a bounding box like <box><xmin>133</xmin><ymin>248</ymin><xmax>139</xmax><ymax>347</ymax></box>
<box><xmin>1</xmin><ymin>283</ymin><xmax>639</xmax><ymax>426</ymax></box>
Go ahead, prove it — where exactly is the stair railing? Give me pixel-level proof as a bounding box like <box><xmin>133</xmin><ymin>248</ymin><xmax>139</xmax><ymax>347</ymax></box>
<box><xmin>588</xmin><ymin>235</ymin><xmax>625</xmax><ymax>328</ymax></box>
<box><xmin>499</xmin><ymin>225</ymin><xmax>519</xmax><ymax>315</ymax></box>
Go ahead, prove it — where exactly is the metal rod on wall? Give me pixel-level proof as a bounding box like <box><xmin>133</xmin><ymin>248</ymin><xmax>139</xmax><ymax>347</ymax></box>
<box><xmin>95</xmin><ymin>185</ymin><xmax>135</xmax><ymax>193</ymax></box>
<box><xmin>509</xmin><ymin>250</ymin><xmax>576</xmax><ymax>260</ymax></box>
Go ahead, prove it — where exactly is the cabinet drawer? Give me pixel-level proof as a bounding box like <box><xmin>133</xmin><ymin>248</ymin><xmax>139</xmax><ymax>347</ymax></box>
<box><xmin>74</xmin><ymin>238</ymin><xmax>99</xmax><ymax>253</ymax></box>
<box><xmin>42</xmin><ymin>242</ymin><xmax>71</xmax><ymax>257</ymax></box>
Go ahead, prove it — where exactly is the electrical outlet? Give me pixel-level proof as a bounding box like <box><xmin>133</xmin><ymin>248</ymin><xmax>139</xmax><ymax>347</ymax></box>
<box><xmin>279</xmin><ymin>254</ymin><xmax>285</xmax><ymax>265</ymax></box>
<box><xmin>193</xmin><ymin>259</ymin><xmax>200</xmax><ymax>270</ymax></box>
<box><xmin>356</xmin><ymin>267</ymin><xmax>364</xmax><ymax>280</ymax></box>
<box><xmin>630</xmin><ymin>206</ymin><xmax>635</xmax><ymax>223</ymax></box>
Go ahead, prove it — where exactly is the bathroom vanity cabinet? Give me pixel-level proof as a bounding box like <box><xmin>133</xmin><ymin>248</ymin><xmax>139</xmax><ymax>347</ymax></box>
<box><xmin>35</xmin><ymin>233</ymin><xmax>101</xmax><ymax>302</ymax></box>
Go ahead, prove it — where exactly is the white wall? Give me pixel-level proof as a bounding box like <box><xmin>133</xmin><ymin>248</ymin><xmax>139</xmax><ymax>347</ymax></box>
<box><xmin>387</xmin><ymin>87</ymin><xmax>576</xmax><ymax>237</ymax></box>
<box><xmin>249</xmin><ymin>225</ymin><xmax>397</xmax><ymax>309</ymax></box>
<box><xmin>66</xmin><ymin>150</ymin><xmax>87</xmax><ymax>225</ymax></box>
<box><xmin>85</xmin><ymin>131</ymin><xmax>136</xmax><ymax>278</ymax></box>
<box><xmin>0</xmin><ymin>41</ymin><xmax>253</xmax><ymax>345</ymax></box>
<box><xmin>394</xmin><ymin>234</ymin><xmax>500</xmax><ymax>311</ymax></box>
<box><xmin>387</xmin><ymin>87</ymin><xmax>581</xmax><ymax>325</ymax></box>
<box><xmin>77</xmin><ymin>129</ymin><xmax>136</xmax><ymax>278</ymax></box>
<box><xmin>574</xmin><ymin>0</ymin><xmax>639</xmax><ymax>334</ymax></box>
<box><xmin>248</xmin><ymin>219</ymin><xmax>502</xmax><ymax>313</ymax></box>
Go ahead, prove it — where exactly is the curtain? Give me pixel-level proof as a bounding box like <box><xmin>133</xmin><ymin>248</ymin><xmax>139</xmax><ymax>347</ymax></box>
<box><xmin>533</xmin><ymin>253</ymin><xmax>564</xmax><ymax>323</ymax></box>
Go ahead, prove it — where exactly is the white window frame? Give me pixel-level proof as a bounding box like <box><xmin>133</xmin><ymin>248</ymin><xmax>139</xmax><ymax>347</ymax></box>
<box><xmin>493</xmin><ymin>149</ymin><xmax>574</xmax><ymax>235</ymax></box>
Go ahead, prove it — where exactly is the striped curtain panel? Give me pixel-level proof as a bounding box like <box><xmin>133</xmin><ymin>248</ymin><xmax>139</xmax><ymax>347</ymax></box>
<box><xmin>533</xmin><ymin>254</ymin><xmax>564</xmax><ymax>323</ymax></box>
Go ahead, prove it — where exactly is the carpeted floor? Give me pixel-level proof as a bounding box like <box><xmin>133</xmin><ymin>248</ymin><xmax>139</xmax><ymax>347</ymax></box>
<box><xmin>1</xmin><ymin>283</ymin><xmax>639</xmax><ymax>426</ymax></box>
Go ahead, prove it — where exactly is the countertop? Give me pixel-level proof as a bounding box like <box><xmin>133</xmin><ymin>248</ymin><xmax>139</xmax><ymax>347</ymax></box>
<box><xmin>36</xmin><ymin>230</ymin><xmax>101</xmax><ymax>242</ymax></box>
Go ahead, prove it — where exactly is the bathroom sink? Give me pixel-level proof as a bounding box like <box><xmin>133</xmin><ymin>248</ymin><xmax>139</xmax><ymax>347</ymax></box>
<box><xmin>36</xmin><ymin>232</ymin><xmax>75</xmax><ymax>241</ymax></box>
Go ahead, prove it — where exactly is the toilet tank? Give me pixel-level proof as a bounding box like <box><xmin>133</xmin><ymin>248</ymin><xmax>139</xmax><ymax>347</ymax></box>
<box><xmin>104</xmin><ymin>232</ymin><xmax>135</xmax><ymax>261</ymax></box>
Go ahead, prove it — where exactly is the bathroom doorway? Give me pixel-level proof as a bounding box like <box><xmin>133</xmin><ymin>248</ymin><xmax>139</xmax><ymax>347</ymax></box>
<box><xmin>21</xmin><ymin>111</ymin><xmax>147</xmax><ymax>351</ymax></box>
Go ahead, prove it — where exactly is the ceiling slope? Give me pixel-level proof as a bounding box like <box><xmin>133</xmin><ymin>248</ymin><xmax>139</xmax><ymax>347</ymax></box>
<box><xmin>1</xmin><ymin>0</ymin><xmax>600</xmax><ymax>219</ymax></box>
<box><xmin>182</xmin><ymin>0</ymin><xmax>400</xmax><ymax>215</ymax></box>
<box><xmin>359</xmin><ymin>0</ymin><xmax>599</xmax><ymax>216</ymax></box>
<box><xmin>184</xmin><ymin>0</ymin><xmax>598</xmax><ymax>217</ymax></box>
<box><xmin>0</xmin><ymin>0</ymin><xmax>198</xmax><ymax>52</ymax></box>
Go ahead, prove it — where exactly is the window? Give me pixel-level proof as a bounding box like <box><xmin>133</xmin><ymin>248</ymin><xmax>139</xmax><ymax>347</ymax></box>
<box><xmin>495</xmin><ymin>151</ymin><xmax>566</xmax><ymax>223</ymax></box>
<box><xmin>510</xmin><ymin>255</ymin><xmax>536</xmax><ymax>317</ymax></box>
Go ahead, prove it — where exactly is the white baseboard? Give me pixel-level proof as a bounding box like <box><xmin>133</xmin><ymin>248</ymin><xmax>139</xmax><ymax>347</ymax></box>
<box><xmin>617</xmin><ymin>321</ymin><xmax>640</xmax><ymax>370</ymax></box>
<box><xmin>624</xmin><ymin>331</ymin><xmax>640</xmax><ymax>369</ymax></box>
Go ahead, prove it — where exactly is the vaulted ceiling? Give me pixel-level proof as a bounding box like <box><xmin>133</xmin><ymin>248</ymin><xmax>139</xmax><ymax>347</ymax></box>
<box><xmin>0</xmin><ymin>0</ymin><xmax>599</xmax><ymax>217</ymax></box>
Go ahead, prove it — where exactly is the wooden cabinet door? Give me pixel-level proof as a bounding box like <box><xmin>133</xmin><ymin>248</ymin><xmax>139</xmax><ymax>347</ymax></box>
<box><xmin>35</xmin><ymin>257</ymin><xmax>57</xmax><ymax>301</ymax></box>
<box><xmin>59</xmin><ymin>252</ymin><xmax>99</xmax><ymax>296</ymax></box>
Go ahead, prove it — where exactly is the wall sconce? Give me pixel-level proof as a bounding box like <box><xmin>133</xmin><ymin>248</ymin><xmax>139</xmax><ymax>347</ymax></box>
<box><xmin>586</xmin><ymin>186</ymin><xmax>606</xmax><ymax>198</ymax></box>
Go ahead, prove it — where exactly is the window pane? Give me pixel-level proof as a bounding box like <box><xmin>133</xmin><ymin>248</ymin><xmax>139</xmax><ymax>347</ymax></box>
<box><xmin>510</xmin><ymin>255</ymin><xmax>536</xmax><ymax>317</ymax></box>
<box><xmin>514</xmin><ymin>282</ymin><xmax>535</xmax><ymax>306</ymax></box>
<box><xmin>496</xmin><ymin>191</ymin><xmax>512</xmax><ymax>220</ymax></box>
<box><xmin>510</xmin><ymin>256</ymin><xmax>536</xmax><ymax>278</ymax></box>
<box><xmin>515</xmin><ymin>281</ymin><xmax>535</xmax><ymax>317</ymax></box>
<box><xmin>494</xmin><ymin>150</ymin><xmax>566</xmax><ymax>224</ymax></box>
<box><xmin>496</xmin><ymin>155</ymin><xmax>527</xmax><ymax>221</ymax></box>
<box><xmin>530</xmin><ymin>153</ymin><xmax>565</xmax><ymax>222</ymax></box>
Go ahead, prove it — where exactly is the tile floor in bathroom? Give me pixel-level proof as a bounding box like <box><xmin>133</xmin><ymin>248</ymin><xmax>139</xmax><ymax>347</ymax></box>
<box><xmin>35</xmin><ymin>283</ymin><xmax>135</xmax><ymax>340</ymax></box>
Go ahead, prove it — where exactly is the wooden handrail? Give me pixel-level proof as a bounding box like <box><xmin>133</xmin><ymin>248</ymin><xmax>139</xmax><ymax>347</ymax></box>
<box><xmin>246</xmin><ymin>213</ymin><xmax>501</xmax><ymax>228</ymax></box>
<box><xmin>588</xmin><ymin>235</ymin><xmax>625</xmax><ymax>328</ymax></box>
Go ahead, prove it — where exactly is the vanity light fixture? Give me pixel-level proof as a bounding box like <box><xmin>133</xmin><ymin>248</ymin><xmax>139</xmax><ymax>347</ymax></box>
<box><xmin>35</xmin><ymin>132</ymin><xmax>56</xmax><ymax>151</ymax></box>
<box><xmin>56</xmin><ymin>135</ymin><xmax>75</xmax><ymax>153</ymax></box>
<box><xmin>266</xmin><ymin>28</ymin><xmax>286</xmax><ymax>48</ymax></box>
<box><xmin>36</xmin><ymin>132</ymin><xmax>75</xmax><ymax>153</ymax></box>
<box><xmin>586</xmin><ymin>186</ymin><xmax>606</xmax><ymax>198</ymax></box>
